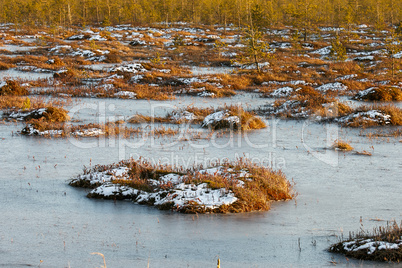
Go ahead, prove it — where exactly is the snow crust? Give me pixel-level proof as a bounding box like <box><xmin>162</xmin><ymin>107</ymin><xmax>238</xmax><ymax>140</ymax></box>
<box><xmin>71</xmin><ymin>165</ymin><xmax>243</xmax><ymax>210</ymax></box>
<box><xmin>316</xmin><ymin>82</ymin><xmax>347</xmax><ymax>92</ymax></box>
<box><xmin>109</xmin><ymin>63</ymin><xmax>147</xmax><ymax>73</ymax></box>
<box><xmin>269</xmin><ymin>87</ymin><xmax>294</xmax><ymax>98</ymax></box>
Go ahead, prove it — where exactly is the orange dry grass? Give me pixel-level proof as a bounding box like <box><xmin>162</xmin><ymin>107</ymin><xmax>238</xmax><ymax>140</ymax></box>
<box><xmin>331</xmin><ymin>140</ymin><xmax>354</xmax><ymax>151</ymax></box>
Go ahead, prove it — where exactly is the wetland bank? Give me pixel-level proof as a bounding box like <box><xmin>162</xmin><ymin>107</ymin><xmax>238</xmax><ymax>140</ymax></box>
<box><xmin>1</xmin><ymin>6</ymin><xmax>402</xmax><ymax>267</ymax></box>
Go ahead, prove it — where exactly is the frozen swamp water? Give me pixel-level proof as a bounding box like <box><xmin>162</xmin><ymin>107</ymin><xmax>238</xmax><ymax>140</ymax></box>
<box><xmin>0</xmin><ymin>69</ymin><xmax>53</xmax><ymax>80</ymax></box>
<box><xmin>0</xmin><ymin>95</ymin><xmax>401</xmax><ymax>267</ymax></box>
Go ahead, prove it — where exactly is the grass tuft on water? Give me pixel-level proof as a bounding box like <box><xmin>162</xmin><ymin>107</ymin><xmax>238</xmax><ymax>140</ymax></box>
<box><xmin>69</xmin><ymin>158</ymin><xmax>293</xmax><ymax>214</ymax></box>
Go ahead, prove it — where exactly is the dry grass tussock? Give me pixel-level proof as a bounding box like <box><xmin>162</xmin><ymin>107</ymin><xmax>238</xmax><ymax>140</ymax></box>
<box><xmin>0</xmin><ymin>96</ymin><xmax>30</xmax><ymax>110</ymax></box>
<box><xmin>331</xmin><ymin>140</ymin><xmax>354</xmax><ymax>151</ymax></box>
<box><xmin>225</xmin><ymin>105</ymin><xmax>267</xmax><ymax>130</ymax></box>
<box><xmin>73</xmin><ymin>158</ymin><xmax>293</xmax><ymax>213</ymax></box>
<box><xmin>342</xmin><ymin>80</ymin><xmax>373</xmax><ymax>93</ymax></box>
<box><xmin>0</xmin><ymin>80</ymin><xmax>28</xmax><ymax>96</ymax></box>
<box><xmin>329</xmin><ymin>221</ymin><xmax>402</xmax><ymax>262</ymax></box>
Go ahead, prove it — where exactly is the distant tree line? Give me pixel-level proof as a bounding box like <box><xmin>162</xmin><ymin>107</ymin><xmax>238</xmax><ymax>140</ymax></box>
<box><xmin>0</xmin><ymin>0</ymin><xmax>401</xmax><ymax>29</ymax></box>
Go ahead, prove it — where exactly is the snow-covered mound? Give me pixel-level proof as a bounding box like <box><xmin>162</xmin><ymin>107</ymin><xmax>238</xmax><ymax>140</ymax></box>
<box><xmin>269</xmin><ymin>87</ymin><xmax>294</xmax><ymax>98</ymax></box>
<box><xmin>313</xmin><ymin>46</ymin><xmax>331</xmax><ymax>55</ymax></box>
<box><xmin>69</xmin><ymin>158</ymin><xmax>292</xmax><ymax>213</ymax></box>
<box><xmin>201</xmin><ymin>110</ymin><xmax>240</xmax><ymax>129</ymax></box>
<box><xmin>4</xmin><ymin>108</ymin><xmax>47</xmax><ymax>121</ymax></box>
<box><xmin>316</xmin><ymin>82</ymin><xmax>347</xmax><ymax>92</ymax></box>
<box><xmin>114</xmin><ymin>91</ymin><xmax>137</xmax><ymax>99</ymax></box>
<box><xmin>334</xmin><ymin>239</ymin><xmax>402</xmax><ymax>255</ymax></box>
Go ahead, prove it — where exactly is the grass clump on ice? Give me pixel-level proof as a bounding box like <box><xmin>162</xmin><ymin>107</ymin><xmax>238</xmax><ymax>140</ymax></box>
<box><xmin>329</xmin><ymin>221</ymin><xmax>402</xmax><ymax>262</ymax></box>
<box><xmin>127</xmin><ymin>105</ymin><xmax>266</xmax><ymax>131</ymax></box>
<box><xmin>69</xmin><ymin>158</ymin><xmax>293</xmax><ymax>214</ymax></box>
<box><xmin>336</xmin><ymin>104</ymin><xmax>402</xmax><ymax>127</ymax></box>
<box><xmin>0</xmin><ymin>80</ymin><xmax>28</xmax><ymax>96</ymax></box>
<box><xmin>201</xmin><ymin>105</ymin><xmax>266</xmax><ymax>130</ymax></box>
<box><xmin>331</xmin><ymin>140</ymin><xmax>354</xmax><ymax>151</ymax></box>
<box><xmin>354</xmin><ymin>86</ymin><xmax>402</xmax><ymax>102</ymax></box>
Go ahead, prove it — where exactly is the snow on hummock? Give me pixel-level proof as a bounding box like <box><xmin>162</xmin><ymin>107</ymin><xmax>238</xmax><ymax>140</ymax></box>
<box><xmin>71</xmin><ymin>165</ymin><xmax>241</xmax><ymax>210</ymax></box>
<box><xmin>21</xmin><ymin>124</ymin><xmax>63</xmax><ymax>136</ymax></box>
<box><xmin>72</xmin><ymin>128</ymin><xmax>106</xmax><ymax>137</ymax></box>
<box><xmin>5</xmin><ymin>108</ymin><xmax>47</xmax><ymax>121</ymax></box>
<box><xmin>114</xmin><ymin>91</ymin><xmax>137</xmax><ymax>99</ymax></box>
<box><xmin>75</xmin><ymin>166</ymin><xmax>130</xmax><ymax>186</ymax></box>
<box><xmin>269</xmin><ymin>87</ymin><xmax>294</xmax><ymax>98</ymax></box>
<box><xmin>393</xmin><ymin>51</ymin><xmax>402</xmax><ymax>59</ymax></box>
<box><xmin>316</xmin><ymin>82</ymin><xmax>347</xmax><ymax>92</ymax></box>
<box><xmin>354</xmin><ymin>87</ymin><xmax>376</xmax><ymax>99</ymax></box>
<box><xmin>201</xmin><ymin>110</ymin><xmax>240</xmax><ymax>128</ymax></box>
<box><xmin>338</xmin><ymin>238</ymin><xmax>402</xmax><ymax>255</ymax></box>
<box><xmin>171</xmin><ymin>110</ymin><xmax>196</xmax><ymax>122</ymax></box>
<box><xmin>110</xmin><ymin>63</ymin><xmax>147</xmax><ymax>73</ymax></box>
<box><xmin>354</xmin><ymin>55</ymin><xmax>374</xmax><ymax>61</ymax></box>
